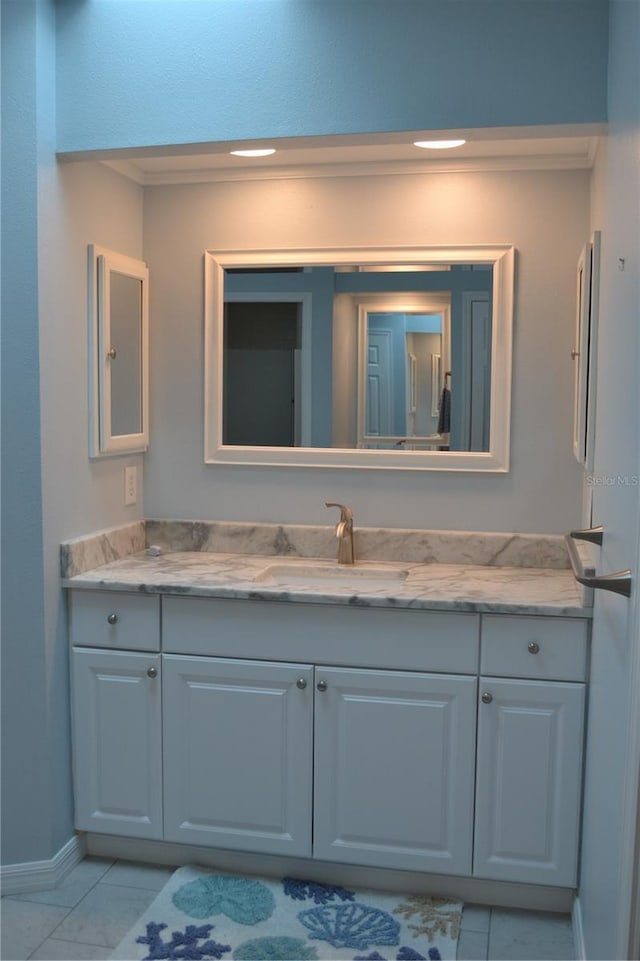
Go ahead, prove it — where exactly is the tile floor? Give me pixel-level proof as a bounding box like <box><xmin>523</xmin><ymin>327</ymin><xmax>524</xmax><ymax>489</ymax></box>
<box><xmin>0</xmin><ymin>857</ymin><xmax>576</xmax><ymax>961</ymax></box>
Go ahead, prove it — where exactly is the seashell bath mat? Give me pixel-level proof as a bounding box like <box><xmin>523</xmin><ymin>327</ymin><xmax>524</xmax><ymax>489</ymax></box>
<box><xmin>109</xmin><ymin>865</ymin><xmax>463</xmax><ymax>961</ymax></box>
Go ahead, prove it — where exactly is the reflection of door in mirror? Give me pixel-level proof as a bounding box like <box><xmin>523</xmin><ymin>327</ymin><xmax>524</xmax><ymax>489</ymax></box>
<box><xmin>364</xmin><ymin>312</ymin><xmax>446</xmax><ymax>448</ymax></box>
<box><xmin>223</xmin><ymin>301</ymin><xmax>302</xmax><ymax>447</ymax></box>
<box><xmin>358</xmin><ymin>304</ymin><xmax>451</xmax><ymax>451</ymax></box>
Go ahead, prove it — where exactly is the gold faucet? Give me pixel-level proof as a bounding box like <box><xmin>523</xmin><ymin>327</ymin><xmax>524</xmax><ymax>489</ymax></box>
<box><xmin>325</xmin><ymin>502</ymin><xmax>355</xmax><ymax>565</ymax></box>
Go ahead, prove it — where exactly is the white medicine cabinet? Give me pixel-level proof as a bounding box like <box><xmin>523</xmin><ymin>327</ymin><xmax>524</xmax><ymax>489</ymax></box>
<box><xmin>88</xmin><ymin>245</ymin><xmax>149</xmax><ymax>456</ymax></box>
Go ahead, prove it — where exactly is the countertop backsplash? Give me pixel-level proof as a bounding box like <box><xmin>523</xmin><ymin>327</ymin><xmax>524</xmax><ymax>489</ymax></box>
<box><xmin>61</xmin><ymin>519</ymin><xmax>571</xmax><ymax>579</ymax></box>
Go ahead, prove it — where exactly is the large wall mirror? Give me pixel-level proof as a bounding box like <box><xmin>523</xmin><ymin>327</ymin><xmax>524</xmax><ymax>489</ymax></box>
<box><xmin>204</xmin><ymin>245</ymin><xmax>514</xmax><ymax>471</ymax></box>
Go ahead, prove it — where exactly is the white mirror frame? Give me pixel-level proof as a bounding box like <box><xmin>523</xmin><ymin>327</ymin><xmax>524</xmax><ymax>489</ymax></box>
<box><xmin>88</xmin><ymin>245</ymin><xmax>149</xmax><ymax>457</ymax></box>
<box><xmin>204</xmin><ymin>244</ymin><xmax>514</xmax><ymax>471</ymax></box>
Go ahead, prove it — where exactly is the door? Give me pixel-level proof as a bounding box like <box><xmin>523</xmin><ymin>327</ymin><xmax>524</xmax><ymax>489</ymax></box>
<box><xmin>578</xmin><ymin>14</ymin><xmax>640</xmax><ymax>949</ymax></box>
<box><xmin>474</xmin><ymin>678</ymin><xmax>585</xmax><ymax>886</ymax></box>
<box><xmin>366</xmin><ymin>330</ymin><xmax>393</xmax><ymax>437</ymax></box>
<box><xmin>71</xmin><ymin>648</ymin><xmax>163</xmax><ymax>839</ymax></box>
<box><xmin>313</xmin><ymin>666</ymin><xmax>477</xmax><ymax>874</ymax></box>
<box><xmin>224</xmin><ymin>347</ymin><xmax>295</xmax><ymax>446</ymax></box>
<box><xmin>162</xmin><ymin>655</ymin><xmax>313</xmax><ymax>856</ymax></box>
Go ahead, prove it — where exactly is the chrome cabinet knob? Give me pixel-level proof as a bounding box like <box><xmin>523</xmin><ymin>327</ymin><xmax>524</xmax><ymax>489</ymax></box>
<box><xmin>147</xmin><ymin>666</ymin><xmax>158</xmax><ymax>679</ymax></box>
<box><xmin>481</xmin><ymin>692</ymin><xmax>493</xmax><ymax>704</ymax></box>
<box><xmin>317</xmin><ymin>680</ymin><xmax>328</xmax><ymax>693</ymax></box>
<box><xmin>107</xmin><ymin>347</ymin><xmax>117</xmax><ymax>360</ymax></box>
<box><xmin>107</xmin><ymin>613</ymin><xmax>118</xmax><ymax>625</ymax></box>
<box><xmin>528</xmin><ymin>641</ymin><xmax>540</xmax><ymax>654</ymax></box>
<box><xmin>296</xmin><ymin>678</ymin><xmax>307</xmax><ymax>690</ymax></box>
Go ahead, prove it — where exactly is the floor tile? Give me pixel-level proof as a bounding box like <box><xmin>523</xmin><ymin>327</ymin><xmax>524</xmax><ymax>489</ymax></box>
<box><xmin>11</xmin><ymin>857</ymin><xmax>115</xmax><ymax>909</ymax></box>
<box><xmin>460</xmin><ymin>903</ymin><xmax>491</xmax><ymax>933</ymax></box>
<box><xmin>100</xmin><ymin>860</ymin><xmax>174</xmax><ymax>891</ymax></box>
<box><xmin>0</xmin><ymin>898</ymin><xmax>70</xmax><ymax>961</ymax></box>
<box><xmin>51</xmin><ymin>882</ymin><xmax>158</xmax><ymax>948</ymax></box>
<box><xmin>488</xmin><ymin>907</ymin><xmax>574</xmax><ymax>960</ymax></box>
<box><xmin>457</xmin><ymin>927</ymin><xmax>489</xmax><ymax>960</ymax></box>
<box><xmin>29</xmin><ymin>937</ymin><xmax>112</xmax><ymax>960</ymax></box>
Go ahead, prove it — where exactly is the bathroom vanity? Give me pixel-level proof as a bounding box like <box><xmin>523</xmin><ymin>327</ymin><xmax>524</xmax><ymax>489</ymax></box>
<box><xmin>63</xmin><ymin>522</ymin><xmax>590</xmax><ymax>898</ymax></box>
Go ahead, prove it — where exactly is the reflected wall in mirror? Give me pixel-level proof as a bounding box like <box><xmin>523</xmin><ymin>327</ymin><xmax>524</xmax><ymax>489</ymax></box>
<box><xmin>88</xmin><ymin>245</ymin><xmax>149</xmax><ymax>456</ymax></box>
<box><xmin>204</xmin><ymin>245</ymin><xmax>514</xmax><ymax>471</ymax></box>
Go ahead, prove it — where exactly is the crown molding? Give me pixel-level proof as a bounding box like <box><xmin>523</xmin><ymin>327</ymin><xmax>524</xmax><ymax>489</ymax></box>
<box><xmin>103</xmin><ymin>147</ymin><xmax>597</xmax><ymax>188</ymax></box>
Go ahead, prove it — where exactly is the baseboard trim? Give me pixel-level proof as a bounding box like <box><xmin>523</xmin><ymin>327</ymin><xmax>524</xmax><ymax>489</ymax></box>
<box><xmin>86</xmin><ymin>833</ymin><xmax>575</xmax><ymax>913</ymax></box>
<box><xmin>573</xmin><ymin>895</ymin><xmax>587</xmax><ymax>960</ymax></box>
<box><xmin>0</xmin><ymin>833</ymin><xmax>86</xmax><ymax>896</ymax></box>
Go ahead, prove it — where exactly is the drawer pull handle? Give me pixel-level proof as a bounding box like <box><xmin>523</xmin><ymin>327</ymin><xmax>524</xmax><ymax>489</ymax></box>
<box><xmin>317</xmin><ymin>680</ymin><xmax>328</xmax><ymax>693</ymax></box>
<box><xmin>147</xmin><ymin>666</ymin><xmax>158</xmax><ymax>679</ymax></box>
<box><xmin>107</xmin><ymin>613</ymin><xmax>119</xmax><ymax>625</ymax></box>
<box><xmin>528</xmin><ymin>641</ymin><xmax>540</xmax><ymax>654</ymax></box>
<box><xmin>296</xmin><ymin>678</ymin><xmax>307</xmax><ymax>690</ymax></box>
<box><xmin>481</xmin><ymin>692</ymin><xmax>493</xmax><ymax>704</ymax></box>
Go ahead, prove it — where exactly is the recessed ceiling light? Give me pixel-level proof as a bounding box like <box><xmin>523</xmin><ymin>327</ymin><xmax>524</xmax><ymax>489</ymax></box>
<box><xmin>413</xmin><ymin>139</ymin><xmax>466</xmax><ymax>150</ymax></box>
<box><xmin>230</xmin><ymin>148</ymin><xmax>276</xmax><ymax>158</ymax></box>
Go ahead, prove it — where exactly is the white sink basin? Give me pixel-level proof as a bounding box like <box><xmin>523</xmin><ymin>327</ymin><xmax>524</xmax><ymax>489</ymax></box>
<box><xmin>252</xmin><ymin>562</ymin><xmax>408</xmax><ymax>591</ymax></box>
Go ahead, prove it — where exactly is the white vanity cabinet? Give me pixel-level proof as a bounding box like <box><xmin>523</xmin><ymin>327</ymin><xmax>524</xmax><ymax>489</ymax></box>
<box><xmin>159</xmin><ymin>592</ymin><xmax>479</xmax><ymax>875</ymax></box>
<box><xmin>69</xmin><ymin>591</ymin><xmax>163</xmax><ymax>839</ymax></box>
<box><xmin>474</xmin><ymin>677</ymin><xmax>585</xmax><ymax>886</ymax></box>
<box><xmin>70</xmin><ymin>647</ymin><xmax>163</xmax><ymax>839</ymax></box>
<box><xmin>162</xmin><ymin>655</ymin><xmax>314</xmax><ymax>857</ymax></box>
<box><xmin>474</xmin><ymin>615</ymin><xmax>588</xmax><ymax>886</ymax></box>
<box><xmin>313</xmin><ymin>666</ymin><xmax>477</xmax><ymax>875</ymax></box>
<box><xmin>161</xmin><ymin>656</ymin><xmax>476</xmax><ymax>873</ymax></box>
<box><xmin>68</xmin><ymin>589</ymin><xmax>589</xmax><ymax>889</ymax></box>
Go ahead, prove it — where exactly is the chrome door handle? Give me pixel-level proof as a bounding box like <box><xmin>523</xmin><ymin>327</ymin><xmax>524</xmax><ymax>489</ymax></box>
<box><xmin>574</xmin><ymin>569</ymin><xmax>632</xmax><ymax>598</ymax></box>
<box><xmin>569</xmin><ymin>525</ymin><xmax>604</xmax><ymax>546</ymax></box>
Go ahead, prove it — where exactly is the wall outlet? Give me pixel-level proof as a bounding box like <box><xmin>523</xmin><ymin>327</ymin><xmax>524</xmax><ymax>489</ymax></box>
<box><xmin>124</xmin><ymin>466</ymin><xmax>137</xmax><ymax>506</ymax></box>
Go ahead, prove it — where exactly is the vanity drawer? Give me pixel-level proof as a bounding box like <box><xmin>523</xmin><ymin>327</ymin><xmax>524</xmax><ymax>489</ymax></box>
<box><xmin>69</xmin><ymin>590</ymin><xmax>160</xmax><ymax>652</ymax></box>
<box><xmin>162</xmin><ymin>596</ymin><xmax>480</xmax><ymax>674</ymax></box>
<box><xmin>480</xmin><ymin>615</ymin><xmax>588</xmax><ymax>681</ymax></box>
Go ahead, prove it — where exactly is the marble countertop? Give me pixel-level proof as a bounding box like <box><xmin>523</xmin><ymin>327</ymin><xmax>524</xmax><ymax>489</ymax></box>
<box><xmin>63</xmin><ymin>549</ymin><xmax>589</xmax><ymax>617</ymax></box>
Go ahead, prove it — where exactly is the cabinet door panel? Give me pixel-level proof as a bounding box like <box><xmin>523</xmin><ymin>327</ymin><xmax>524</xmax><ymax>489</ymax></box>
<box><xmin>163</xmin><ymin>655</ymin><xmax>313</xmax><ymax>856</ymax></box>
<box><xmin>313</xmin><ymin>667</ymin><xmax>476</xmax><ymax>874</ymax></box>
<box><xmin>71</xmin><ymin>648</ymin><xmax>162</xmax><ymax>838</ymax></box>
<box><xmin>474</xmin><ymin>678</ymin><xmax>585</xmax><ymax>885</ymax></box>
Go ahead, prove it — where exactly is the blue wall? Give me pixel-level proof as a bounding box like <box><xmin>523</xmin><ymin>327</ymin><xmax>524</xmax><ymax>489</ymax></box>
<box><xmin>56</xmin><ymin>0</ymin><xmax>609</xmax><ymax>154</ymax></box>
<box><xmin>1</xmin><ymin>0</ymin><xmax>58</xmax><ymax>863</ymax></box>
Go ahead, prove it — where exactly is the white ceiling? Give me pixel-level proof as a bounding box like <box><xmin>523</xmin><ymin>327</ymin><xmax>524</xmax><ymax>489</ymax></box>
<box><xmin>95</xmin><ymin>124</ymin><xmax>604</xmax><ymax>185</ymax></box>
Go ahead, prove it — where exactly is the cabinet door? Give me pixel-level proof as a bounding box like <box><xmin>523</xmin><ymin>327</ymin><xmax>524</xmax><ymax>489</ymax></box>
<box><xmin>313</xmin><ymin>666</ymin><xmax>477</xmax><ymax>874</ymax></box>
<box><xmin>71</xmin><ymin>647</ymin><xmax>162</xmax><ymax>838</ymax></box>
<box><xmin>474</xmin><ymin>677</ymin><xmax>585</xmax><ymax>886</ymax></box>
<box><xmin>163</xmin><ymin>655</ymin><xmax>313</xmax><ymax>856</ymax></box>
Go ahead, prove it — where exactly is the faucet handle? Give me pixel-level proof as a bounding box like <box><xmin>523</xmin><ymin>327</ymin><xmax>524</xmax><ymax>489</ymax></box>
<box><xmin>325</xmin><ymin>502</ymin><xmax>353</xmax><ymax>524</ymax></box>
